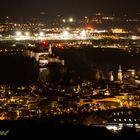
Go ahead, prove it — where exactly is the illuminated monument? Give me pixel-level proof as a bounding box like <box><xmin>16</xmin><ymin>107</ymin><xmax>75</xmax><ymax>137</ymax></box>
<box><xmin>23</xmin><ymin>42</ymin><xmax>65</xmax><ymax>83</ymax></box>
<box><xmin>37</xmin><ymin>43</ymin><xmax>64</xmax><ymax>83</ymax></box>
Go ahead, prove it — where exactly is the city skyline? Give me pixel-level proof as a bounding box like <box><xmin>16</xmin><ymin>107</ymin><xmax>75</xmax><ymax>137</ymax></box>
<box><xmin>0</xmin><ymin>0</ymin><xmax>140</xmax><ymax>18</ymax></box>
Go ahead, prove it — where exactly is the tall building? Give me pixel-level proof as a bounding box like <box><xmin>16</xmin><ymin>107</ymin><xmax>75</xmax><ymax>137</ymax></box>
<box><xmin>96</xmin><ymin>70</ymin><xmax>100</xmax><ymax>80</ymax></box>
<box><xmin>118</xmin><ymin>65</ymin><xmax>123</xmax><ymax>81</ymax></box>
<box><xmin>110</xmin><ymin>71</ymin><xmax>114</xmax><ymax>82</ymax></box>
<box><xmin>48</xmin><ymin>44</ymin><xmax>52</xmax><ymax>55</ymax></box>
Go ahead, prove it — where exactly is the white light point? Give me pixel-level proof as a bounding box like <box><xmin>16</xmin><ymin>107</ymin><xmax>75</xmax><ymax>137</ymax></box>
<box><xmin>80</xmin><ymin>30</ymin><xmax>86</xmax><ymax>37</ymax></box>
<box><xmin>16</xmin><ymin>31</ymin><xmax>22</xmax><ymax>36</ymax></box>
<box><xmin>69</xmin><ymin>18</ymin><xmax>74</xmax><ymax>22</ymax></box>
<box><xmin>62</xmin><ymin>19</ymin><xmax>66</xmax><ymax>23</ymax></box>
<box><xmin>66</xmin><ymin>27</ymin><xmax>70</xmax><ymax>30</ymax></box>
<box><xmin>39</xmin><ymin>32</ymin><xmax>45</xmax><ymax>37</ymax></box>
<box><xmin>62</xmin><ymin>31</ymin><xmax>69</xmax><ymax>38</ymax></box>
<box><xmin>25</xmin><ymin>32</ymin><xmax>30</xmax><ymax>36</ymax></box>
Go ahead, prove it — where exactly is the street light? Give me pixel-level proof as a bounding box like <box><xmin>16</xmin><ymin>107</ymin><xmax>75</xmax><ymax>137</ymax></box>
<box><xmin>34</xmin><ymin>33</ymin><xmax>38</xmax><ymax>37</ymax></box>
<box><xmin>25</xmin><ymin>32</ymin><xmax>30</xmax><ymax>36</ymax></box>
<box><xmin>66</xmin><ymin>27</ymin><xmax>70</xmax><ymax>30</ymax></box>
<box><xmin>15</xmin><ymin>31</ymin><xmax>22</xmax><ymax>36</ymax></box>
<box><xmin>62</xmin><ymin>31</ymin><xmax>69</xmax><ymax>38</ymax></box>
<box><xmin>80</xmin><ymin>30</ymin><xmax>86</xmax><ymax>37</ymax></box>
<box><xmin>62</xmin><ymin>19</ymin><xmax>66</xmax><ymax>23</ymax></box>
<box><xmin>69</xmin><ymin>18</ymin><xmax>74</xmax><ymax>22</ymax></box>
<box><xmin>39</xmin><ymin>32</ymin><xmax>45</xmax><ymax>37</ymax></box>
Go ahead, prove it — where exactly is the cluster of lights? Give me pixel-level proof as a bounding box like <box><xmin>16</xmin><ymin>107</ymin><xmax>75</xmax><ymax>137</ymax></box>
<box><xmin>15</xmin><ymin>31</ymin><xmax>47</xmax><ymax>40</ymax></box>
<box><xmin>15</xmin><ymin>31</ymin><xmax>30</xmax><ymax>37</ymax></box>
<box><xmin>15</xmin><ymin>31</ymin><xmax>45</xmax><ymax>37</ymax></box>
<box><xmin>80</xmin><ymin>30</ymin><xmax>86</xmax><ymax>38</ymax></box>
<box><xmin>62</xmin><ymin>17</ymin><xmax>74</xmax><ymax>23</ymax></box>
<box><xmin>15</xmin><ymin>31</ymin><xmax>31</xmax><ymax>40</ymax></box>
<box><xmin>14</xmin><ymin>27</ymin><xmax>95</xmax><ymax>40</ymax></box>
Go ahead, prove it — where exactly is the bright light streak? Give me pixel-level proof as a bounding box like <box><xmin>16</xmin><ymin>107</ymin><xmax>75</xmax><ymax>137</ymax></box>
<box><xmin>106</xmin><ymin>125</ymin><xmax>119</xmax><ymax>131</ymax></box>
<box><xmin>131</xmin><ymin>36</ymin><xmax>140</xmax><ymax>40</ymax></box>
<box><xmin>93</xmin><ymin>29</ymin><xmax>107</xmax><ymax>33</ymax></box>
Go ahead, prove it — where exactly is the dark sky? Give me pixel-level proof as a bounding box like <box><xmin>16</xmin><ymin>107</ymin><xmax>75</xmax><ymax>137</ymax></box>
<box><xmin>0</xmin><ymin>0</ymin><xmax>140</xmax><ymax>18</ymax></box>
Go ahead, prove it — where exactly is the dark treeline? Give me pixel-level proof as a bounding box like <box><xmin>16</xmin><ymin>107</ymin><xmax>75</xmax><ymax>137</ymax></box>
<box><xmin>0</xmin><ymin>54</ymin><xmax>39</xmax><ymax>85</ymax></box>
<box><xmin>0</xmin><ymin>47</ymin><xmax>140</xmax><ymax>85</ymax></box>
<box><xmin>54</xmin><ymin>47</ymin><xmax>140</xmax><ymax>81</ymax></box>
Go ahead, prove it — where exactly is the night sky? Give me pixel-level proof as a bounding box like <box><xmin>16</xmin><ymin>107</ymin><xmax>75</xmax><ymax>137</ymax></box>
<box><xmin>0</xmin><ymin>0</ymin><xmax>140</xmax><ymax>18</ymax></box>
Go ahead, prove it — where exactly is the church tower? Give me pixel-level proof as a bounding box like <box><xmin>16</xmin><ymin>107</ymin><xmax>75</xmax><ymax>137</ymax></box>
<box><xmin>48</xmin><ymin>44</ymin><xmax>52</xmax><ymax>55</ymax></box>
<box><xmin>110</xmin><ymin>71</ymin><xmax>114</xmax><ymax>82</ymax></box>
<box><xmin>118</xmin><ymin>65</ymin><xmax>123</xmax><ymax>81</ymax></box>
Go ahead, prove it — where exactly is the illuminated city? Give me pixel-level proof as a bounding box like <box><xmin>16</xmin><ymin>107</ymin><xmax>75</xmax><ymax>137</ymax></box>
<box><xmin>0</xmin><ymin>0</ymin><xmax>140</xmax><ymax>138</ymax></box>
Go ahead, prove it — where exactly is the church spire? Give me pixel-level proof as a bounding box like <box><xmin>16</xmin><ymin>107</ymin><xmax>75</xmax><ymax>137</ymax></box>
<box><xmin>118</xmin><ymin>65</ymin><xmax>122</xmax><ymax>81</ymax></box>
<box><xmin>49</xmin><ymin>44</ymin><xmax>52</xmax><ymax>55</ymax></box>
<box><xmin>110</xmin><ymin>71</ymin><xmax>114</xmax><ymax>82</ymax></box>
<box><xmin>119</xmin><ymin>65</ymin><xmax>122</xmax><ymax>72</ymax></box>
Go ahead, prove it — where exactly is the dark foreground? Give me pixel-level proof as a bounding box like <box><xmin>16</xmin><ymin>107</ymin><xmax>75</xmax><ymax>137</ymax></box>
<box><xmin>0</xmin><ymin>120</ymin><xmax>139</xmax><ymax>139</ymax></box>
